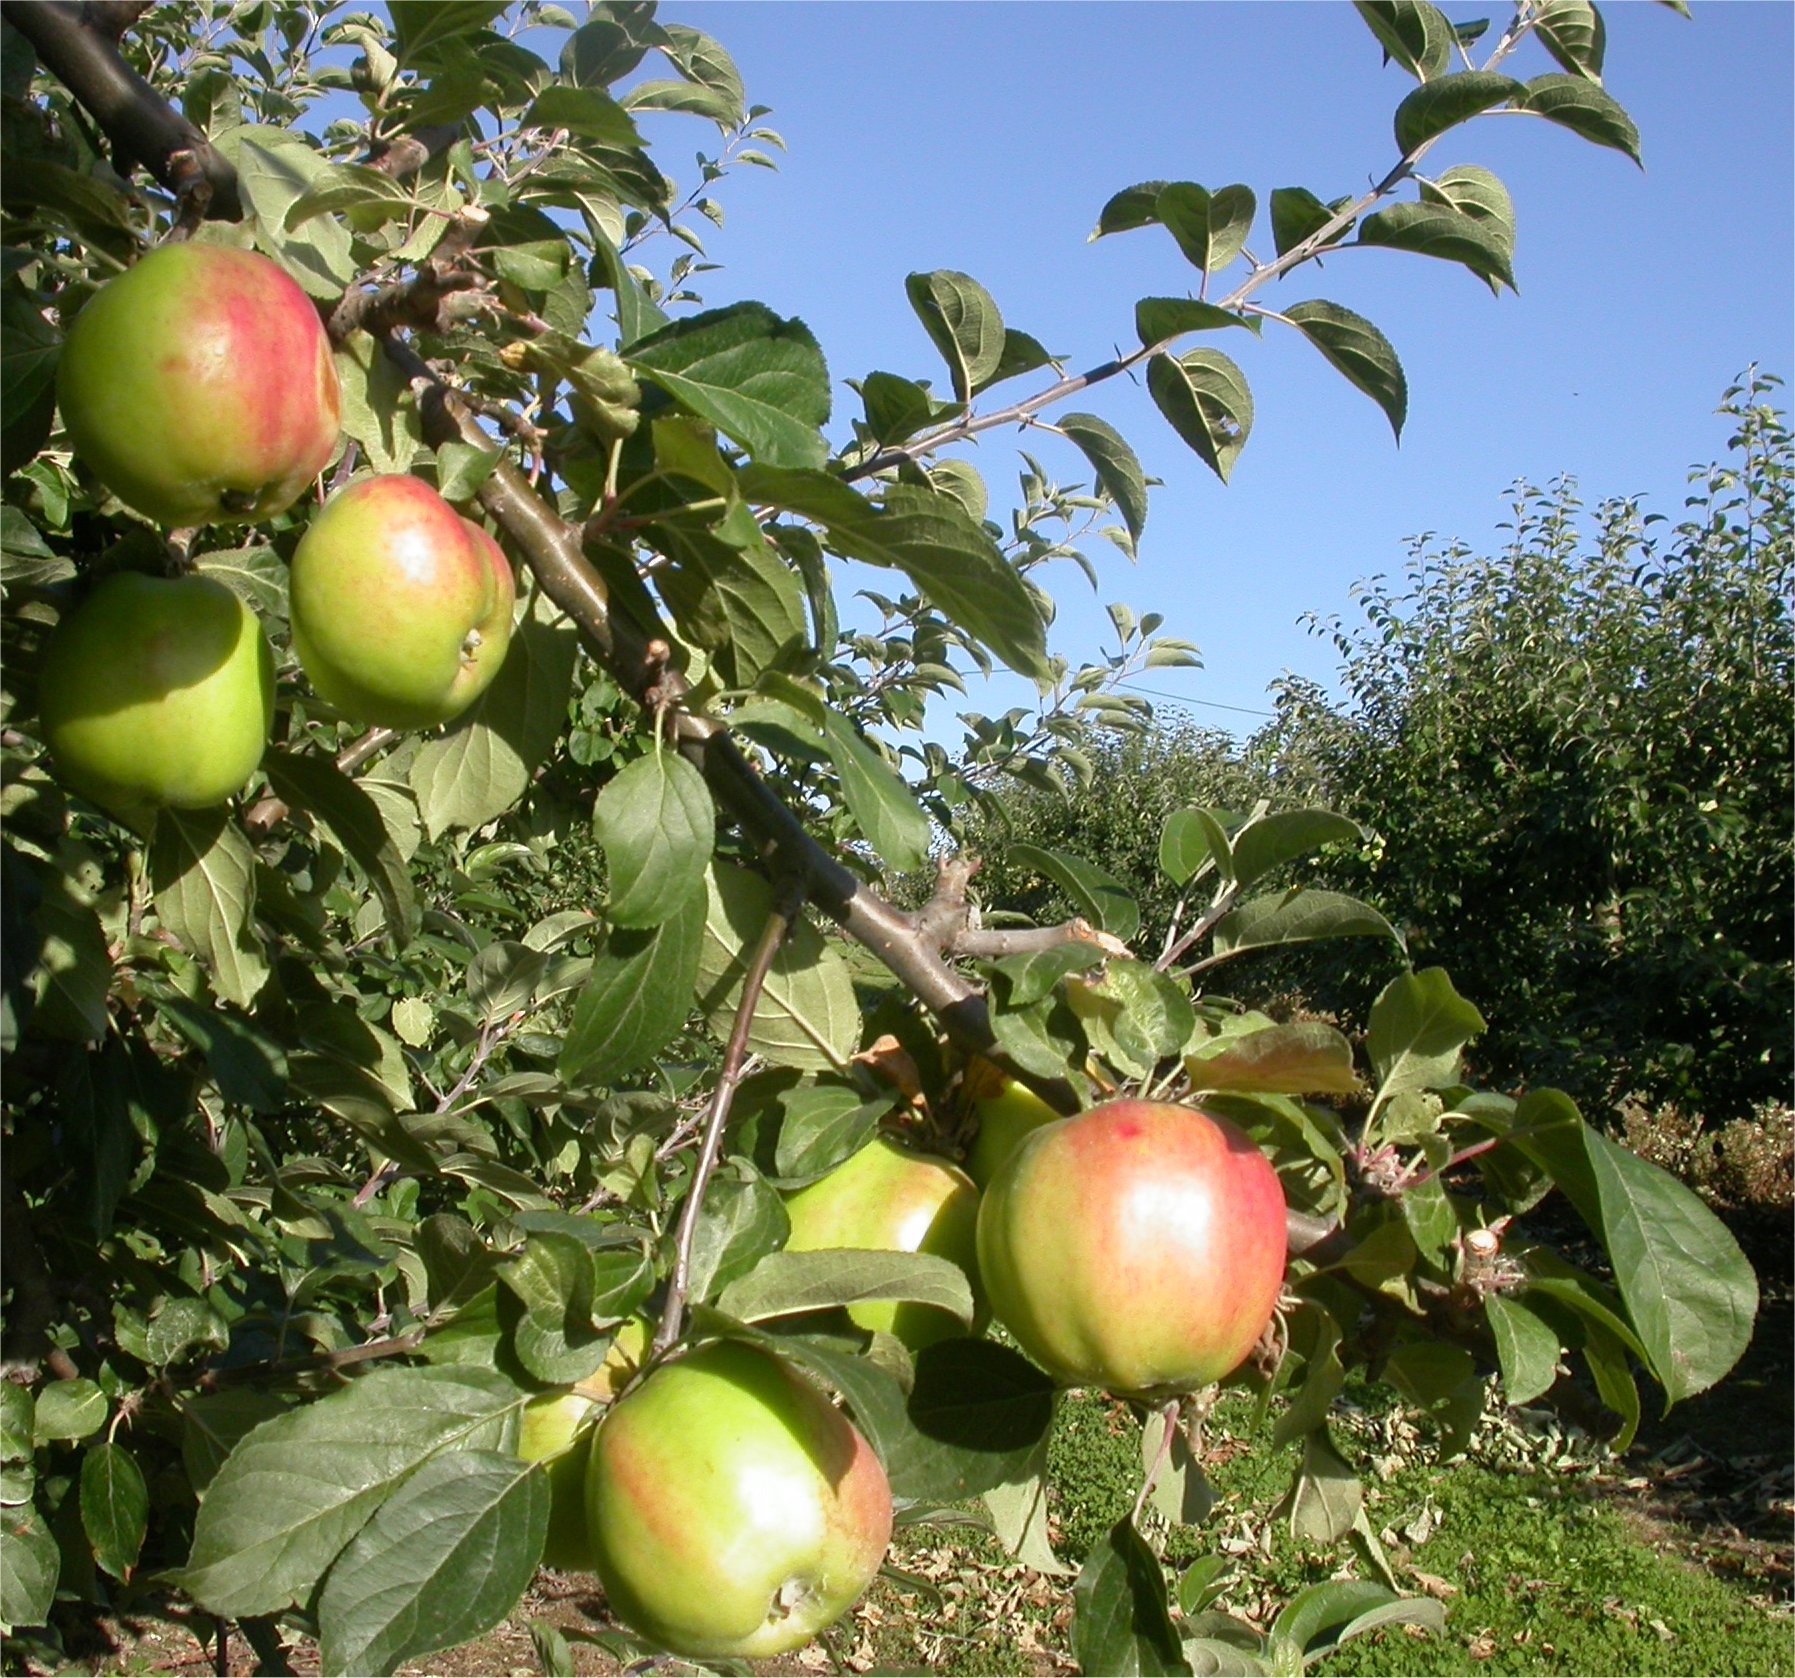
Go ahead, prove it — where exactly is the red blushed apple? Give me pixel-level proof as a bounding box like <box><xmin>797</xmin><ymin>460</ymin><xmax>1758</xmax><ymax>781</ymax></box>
<box><xmin>783</xmin><ymin>1134</ymin><xmax>984</xmax><ymax>1349</ymax></box>
<box><xmin>977</xmin><ymin>1099</ymin><xmax>1287</xmax><ymax>1399</ymax></box>
<box><xmin>287</xmin><ymin>474</ymin><xmax>516</xmax><ymax>730</ymax></box>
<box><xmin>584</xmin><ymin>1339</ymin><xmax>892</xmax><ymax>1659</ymax></box>
<box><xmin>56</xmin><ymin>243</ymin><xmax>340</xmax><ymax>528</ymax></box>
<box><xmin>36</xmin><ymin>571</ymin><xmax>275</xmax><ymax>826</ymax></box>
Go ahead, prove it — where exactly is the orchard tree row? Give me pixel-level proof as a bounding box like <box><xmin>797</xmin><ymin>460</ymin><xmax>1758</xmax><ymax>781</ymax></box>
<box><xmin>0</xmin><ymin>3</ymin><xmax>1760</xmax><ymax>1674</ymax></box>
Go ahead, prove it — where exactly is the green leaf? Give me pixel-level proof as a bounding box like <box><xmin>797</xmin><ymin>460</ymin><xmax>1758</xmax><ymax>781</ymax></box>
<box><xmin>1208</xmin><ymin>890</ymin><xmax>1398</xmax><ymax>961</ymax></box>
<box><xmin>1287</xmin><ymin>1432</ymin><xmax>1360</xmax><ymax>1542</ymax></box>
<box><xmin>1483</xmin><ymin>1291</ymin><xmax>1563</xmax><ymax>1406</ymax></box>
<box><xmin>181</xmin><ymin>1392</ymin><xmax>293</xmax><ymax>1497</ymax></box>
<box><xmin>1092</xmin><ymin>180</ymin><xmax>1172</xmax><ymax>239</ymax></box>
<box><xmin>735</xmin><ymin>470</ymin><xmax>1053</xmax><ymax>683</ymax></box>
<box><xmin>0</xmin><ymin>1389</ymin><xmax>30</xmax><ymax>1463</ymax></box>
<box><xmin>1154</xmin><ymin>182</ymin><xmax>1255</xmax><ymax>275</ymax></box>
<box><xmin>317</xmin><ymin>1450</ymin><xmax>548</xmax><ymax>1677</ymax></box>
<box><xmin>1133</xmin><ymin>298</ymin><xmax>1257</xmax><ymax>350</ymax></box>
<box><xmin>409</xmin><ymin>607</ymin><xmax>580</xmax><ymax>840</ymax></box>
<box><xmin>1159</xmin><ymin>808</ymin><xmax>1232</xmax><ymax>887</ymax></box>
<box><xmin>652</xmin><ymin>520</ymin><xmax>808</xmax><ymax>688</ymax></box>
<box><xmin>903</xmin><ymin>1339</ymin><xmax>1057</xmax><ymax>1502</ymax></box>
<box><xmin>1269</xmin><ymin>187</ymin><xmax>1352</xmax><ymax>258</ymax></box>
<box><xmin>282</xmin><ymin>161</ymin><xmax>409</xmax><ymax>230</ymax></box>
<box><xmin>1</xmin><ymin>280</ymin><xmax>60</xmax><ymax>478</ymax></box>
<box><xmin>593</xmin><ymin>749</ymin><xmax>714</xmax><ymax>928</ymax></box>
<box><xmin>32</xmin><ymin>1380</ymin><xmax>105</xmax><ymax>1444</ymax></box>
<box><xmin>1418</xmin><ymin>163</ymin><xmax>1516</xmax><ymax>252</ymax></box>
<box><xmin>148</xmin><ymin>808</ymin><xmax>268</xmax><ymax>1008</ymax></box>
<box><xmin>716</xmin><ymin>1249</ymin><xmax>976</xmax><ymax>1328</ymax></box>
<box><xmin>1366</xmin><ymin>968</ymin><xmax>1486</xmax><ymax>1099</ymax></box>
<box><xmin>622</xmin><ymin>77</ymin><xmax>740</xmax><ymax>125</ymax></box>
<box><xmin>695</xmin><ymin>863</ymin><xmax>859</xmax><ymax>1071</ymax></box>
<box><xmin>1512</xmin><ymin>72</ymin><xmax>1642</xmax><ymax>165</ymax></box>
<box><xmin>1147</xmin><ymin>350</ymin><xmax>1252</xmax><ymax>484</ymax></box>
<box><xmin>686</xmin><ymin>1166</ymin><xmax>790</xmax><ymax>1301</ymax></box>
<box><xmin>1509</xmin><ymin>1094</ymin><xmax>1757</xmax><ymax>1403</ymax></box>
<box><xmin>500</xmin><ymin>1233</ymin><xmax>650</xmax><ymax>1384</ymax></box>
<box><xmin>589</xmin><ymin>225</ymin><xmax>668</xmax><ymax>347</ymax></box>
<box><xmin>758</xmin><ymin>1077</ymin><xmax>888</xmax><ymax>1183</ymax></box>
<box><xmin>983</xmin><ymin>1446</ymin><xmax>1073</xmax><ymax>1575</ymax></box>
<box><xmin>628</xmin><ymin>303</ymin><xmax>830</xmax><ymax>469</ymax></box>
<box><xmin>1352</xmin><ymin>1</ymin><xmax>1455</xmax><ymax>79</ymax></box>
<box><xmin>558</xmin><ymin>888</ymin><xmax>704</xmax><ymax>1087</ymax></box>
<box><xmin>1384</xmin><ymin>1341</ymin><xmax>1483</xmax><ymax>1458</ymax></box>
<box><xmin>1535</xmin><ymin>0</ymin><xmax>1607</xmax><ymax>82</ymax></box>
<box><xmin>905</xmin><ymin>270</ymin><xmax>1006</xmax><ymax>403</ymax></box>
<box><xmin>983</xmin><ymin>328</ymin><xmax>1055</xmax><ymax>392</ymax></box>
<box><xmin>1274</xmin><ymin>1579</ymin><xmax>1443</xmax><ymax>1663</ymax></box>
<box><xmin>1186</xmin><ymin>1017</ymin><xmax>1360</xmax><ymax>1097</ymax></box>
<box><xmin>1</xmin><ymin>1505</ymin><xmax>58</xmax><ymax>1632</ymax></box>
<box><xmin>1357</xmin><ymin>202</ymin><xmax>1516</xmax><ymax>293</ymax></box>
<box><xmin>264</xmin><ymin>749</ymin><xmax>417</xmax><ymax>948</ymax></box>
<box><xmin>819</xmin><ymin>711</ymin><xmax>932</xmax><ymax>875</ymax></box>
<box><xmin>1283</xmin><ymin>300</ymin><xmax>1411</xmax><ymax>440</ymax></box>
<box><xmin>1391</xmin><ymin>71</ymin><xmax>1524</xmax><ymax>155</ymax></box>
<box><xmin>1060</xmin><ymin>413</ymin><xmax>1148</xmax><ymax>549</ymax></box>
<box><xmin>235</xmin><ymin>136</ymin><xmax>357</xmax><ymax>299</ymax></box>
<box><xmin>519</xmin><ymin>84</ymin><xmax>642</xmax><ymax>149</ymax></box>
<box><xmin>79</xmin><ymin>1442</ymin><xmax>147</xmax><ymax>1581</ymax></box>
<box><xmin>155</xmin><ymin>994</ymin><xmax>288</xmax><ymax>1112</ymax></box>
<box><xmin>1008</xmin><ymin>844</ymin><xmax>1140</xmax><ymax>943</ymax></box>
<box><xmin>390</xmin><ymin>1</ymin><xmax>508</xmax><ymax>65</ymax></box>
<box><xmin>176</xmin><ymin>1365</ymin><xmax>523</xmax><ymax>1619</ymax></box>
<box><xmin>1231</xmin><ymin>807</ymin><xmax>1363</xmax><ymax>891</ymax></box>
<box><xmin>1072</xmin><ymin>1517</ymin><xmax>1189</xmax><ymax>1677</ymax></box>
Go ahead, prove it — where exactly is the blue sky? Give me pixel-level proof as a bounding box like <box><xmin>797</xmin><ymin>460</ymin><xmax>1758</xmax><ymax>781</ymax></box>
<box><xmin>618</xmin><ymin>1</ymin><xmax>1794</xmax><ymax>739</ymax></box>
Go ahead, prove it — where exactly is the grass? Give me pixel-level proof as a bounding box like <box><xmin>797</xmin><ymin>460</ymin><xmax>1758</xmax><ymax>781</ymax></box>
<box><xmin>863</xmin><ymin>1380</ymin><xmax>1793</xmax><ymax>1678</ymax></box>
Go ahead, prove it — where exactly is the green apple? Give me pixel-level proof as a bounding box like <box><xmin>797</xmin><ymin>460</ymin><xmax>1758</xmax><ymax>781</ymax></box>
<box><xmin>287</xmin><ymin>473</ymin><xmax>516</xmax><ymax>729</ymax></box>
<box><xmin>36</xmin><ymin>571</ymin><xmax>275</xmax><ymax>825</ymax></box>
<box><xmin>977</xmin><ymin>1098</ymin><xmax>1287</xmax><ymax>1400</ymax></box>
<box><xmin>586</xmin><ymin>1338</ymin><xmax>892</xmax><ymax>1659</ymax></box>
<box><xmin>56</xmin><ymin>242</ymin><xmax>341</xmax><ymax>528</ymax></box>
<box><xmin>783</xmin><ymin>1134</ymin><xmax>983</xmax><ymax>1349</ymax></box>
<box><xmin>961</xmin><ymin>1058</ymin><xmax>1063</xmax><ymax>1190</ymax></box>
<box><xmin>516</xmin><ymin>1318</ymin><xmax>653</xmax><ymax>1572</ymax></box>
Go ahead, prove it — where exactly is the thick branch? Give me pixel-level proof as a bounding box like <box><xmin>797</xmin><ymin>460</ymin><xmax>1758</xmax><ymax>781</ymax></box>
<box><xmin>3</xmin><ymin>0</ymin><xmax>243</xmax><ymax>221</ymax></box>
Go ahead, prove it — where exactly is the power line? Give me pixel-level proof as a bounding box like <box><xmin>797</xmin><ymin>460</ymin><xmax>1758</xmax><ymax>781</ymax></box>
<box><xmin>1115</xmin><ymin>682</ymin><xmax>1276</xmax><ymax>718</ymax></box>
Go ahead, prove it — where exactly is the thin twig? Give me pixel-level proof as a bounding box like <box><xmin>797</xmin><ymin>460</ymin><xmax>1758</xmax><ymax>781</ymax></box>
<box><xmin>652</xmin><ymin>879</ymin><xmax>806</xmax><ymax>1359</ymax></box>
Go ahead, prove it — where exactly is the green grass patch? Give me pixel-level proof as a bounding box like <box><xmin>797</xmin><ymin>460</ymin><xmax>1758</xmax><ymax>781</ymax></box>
<box><xmin>870</xmin><ymin>1384</ymin><xmax>1792</xmax><ymax>1676</ymax></box>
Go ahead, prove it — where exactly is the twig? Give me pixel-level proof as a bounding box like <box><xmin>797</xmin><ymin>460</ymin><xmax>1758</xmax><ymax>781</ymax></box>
<box><xmin>652</xmin><ymin>879</ymin><xmax>805</xmax><ymax>1359</ymax></box>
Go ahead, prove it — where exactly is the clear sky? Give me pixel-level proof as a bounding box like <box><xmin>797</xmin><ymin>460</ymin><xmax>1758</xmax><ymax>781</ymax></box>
<box><xmin>618</xmin><ymin>0</ymin><xmax>1795</xmax><ymax>739</ymax></box>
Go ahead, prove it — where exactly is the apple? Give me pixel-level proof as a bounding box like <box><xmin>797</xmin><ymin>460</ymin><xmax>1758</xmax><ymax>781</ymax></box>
<box><xmin>56</xmin><ymin>242</ymin><xmax>340</xmax><ymax>528</ymax></box>
<box><xmin>286</xmin><ymin>474</ymin><xmax>516</xmax><ymax>729</ymax></box>
<box><xmin>585</xmin><ymin>1338</ymin><xmax>892</xmax><ymax>1659</ymax></box>
<box><xmin>783</xmin><ymin>1134</ymin><xmax>983</xmax><ymax>1349</ymax></box>
<box><xmin>976</xmin><ymin>1098</ymin><xmax>1286</xmax><ymax>1400</ymax></box>
<box><xmin>516</xmin><ymin>1318</ymin><xmax>652</xmax><ymax>1572</ymax></box>
<box><xmin>36</xmin><ymin>571</ymin><xmax>275</xmax><ymax>824</ymax></box>
<box><xmin>961</xmin><ymin>1058</ymin><xmax>1063</xmax><ymax>1189</ymax></box>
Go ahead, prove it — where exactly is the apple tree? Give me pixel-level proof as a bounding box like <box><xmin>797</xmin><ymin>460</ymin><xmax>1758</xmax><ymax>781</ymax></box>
<box><xmin>0</xmin><ymin>2</ymin><xmax>1762</xmax><ymax>1672</ymax></box>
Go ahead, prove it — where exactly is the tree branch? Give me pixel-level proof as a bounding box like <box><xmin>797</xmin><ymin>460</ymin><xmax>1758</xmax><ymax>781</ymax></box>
<box><xmin>2</xmin><ymin>0</ymin><xmax>243</xmax><ymax>221</ymax></box>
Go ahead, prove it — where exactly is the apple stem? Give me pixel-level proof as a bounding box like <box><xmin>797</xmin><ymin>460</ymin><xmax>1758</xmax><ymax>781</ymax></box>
<box><xmin>652</xmin><ymin>877</ymin><xmax>807</xmax><ymax>1361</ymax></box>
